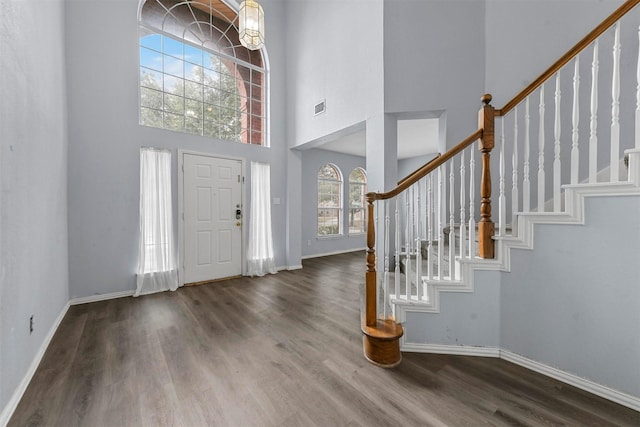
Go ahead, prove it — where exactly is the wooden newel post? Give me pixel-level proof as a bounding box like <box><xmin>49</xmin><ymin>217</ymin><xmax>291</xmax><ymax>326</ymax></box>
<box><xmin>361</xmin><ymin>193</ymin><xmax>403</xmax><ymax>368</ymax></box>
<box><xmin>365</xmin><ymin>195</ymin><xmax>377</xmax><ymax>327</ymax></box>
<box><xmin>478</xmin><ymin>94</ymin><xmax>496</xmax><ymax>259</ymax></box>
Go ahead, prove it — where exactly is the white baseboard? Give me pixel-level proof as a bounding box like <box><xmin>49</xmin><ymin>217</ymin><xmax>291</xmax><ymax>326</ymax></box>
<box><xmin>500</xmin><ymin>350</ymin><xmax>640</xmax><ymax>412</ymax></box>
<box><xmin>277</xmin><ymin>264</ymin><xmax>303</xmax><ymax>271</ymax></box>
<box><xmin>0</xmin><ymin>302</ymin><xmax>70</xmax><ymax>427</ymax></box>
<box><xmin>69</xmin><ymin>290</ymin><xmax>134</xmax><ymax>305</ymax></box>
<box><xmin>401</xmin><ymin>342</ymin><xmax>501</xmax><ymax>358</ymax></box>
<box><xmin>301</xmin><ymin>248</ymin><xmax>366</xmax><ymax>260</ymax></box>
<box><xmin>400</xmin><ymin>342</ymin><xmax>640</xmax><ymax>412</ymax></box>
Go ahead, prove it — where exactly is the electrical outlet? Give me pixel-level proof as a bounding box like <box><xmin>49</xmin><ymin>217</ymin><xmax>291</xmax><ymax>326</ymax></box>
<box><xmin>29</xmin><ymin>315</ymin><xmax>34</xmax><ymax>334</ymax></box>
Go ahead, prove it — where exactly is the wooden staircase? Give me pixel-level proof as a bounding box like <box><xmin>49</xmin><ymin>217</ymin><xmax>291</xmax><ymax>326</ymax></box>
<box><xmin>361</xmin><ymin>0</ymin><xmax>640</xmax><ymax>373</ymax></box>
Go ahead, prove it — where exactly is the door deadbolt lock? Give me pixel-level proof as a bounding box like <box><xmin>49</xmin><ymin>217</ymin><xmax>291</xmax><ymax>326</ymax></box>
<box><xmin>235</xmin><ymin>209</ymin><xmax>242</xmax><ymax>220</ymax></box>
<box><xmin>236</xmin><ymin>221</ymin><xmax>242</xmax><ymax>227</ymax></box>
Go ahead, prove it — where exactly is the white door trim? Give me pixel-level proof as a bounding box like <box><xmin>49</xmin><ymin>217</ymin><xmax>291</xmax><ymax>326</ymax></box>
<box><xmin>178</xmin><ymin>149</ymin><xmax>246</xmax><ymax>286</ymax></box>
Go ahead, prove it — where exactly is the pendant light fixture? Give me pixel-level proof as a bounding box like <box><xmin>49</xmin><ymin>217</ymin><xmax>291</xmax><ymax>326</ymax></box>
<box><xmin>238</xmin><ymin>0</ymin><xmax>265</xmax><ymax>50</ymax></box>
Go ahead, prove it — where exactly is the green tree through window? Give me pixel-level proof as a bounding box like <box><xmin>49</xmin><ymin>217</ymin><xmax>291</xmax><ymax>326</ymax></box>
<box><xmin>317</xmin><ymin>164</ymin><xmax>343</xmax><ymax>236</ymax></box>
<box><xmin>139</xmin><ymin>0</ymin><xmax>266</xmax><ymax>145</ymax></box>
<box><xmin>348</xmin><ymin>168</ymin><xmax>367</xmax><ymax>234</ymax></box>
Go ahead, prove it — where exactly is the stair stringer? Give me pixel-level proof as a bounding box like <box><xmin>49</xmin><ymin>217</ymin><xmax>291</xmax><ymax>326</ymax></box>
<box><xmin>392</xmin><ymin>148</ymin><xmax>640</xmax><ymax>323</ymax></box>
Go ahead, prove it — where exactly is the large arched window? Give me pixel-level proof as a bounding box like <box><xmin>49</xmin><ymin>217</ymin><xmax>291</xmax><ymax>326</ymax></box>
<box><xmin>317</xmin><ymin>164</ymin><xmax>343</xmax><ymax>236</ymax></box>
<box><xmin>348</xmin><ymin>168</ymin><xmax>367</xmax><ymax>234</ymax></box>
<box><xmin>138</xmin><ymin>0</ymin><xmax>267</xmax><ymax>145</ymax></box>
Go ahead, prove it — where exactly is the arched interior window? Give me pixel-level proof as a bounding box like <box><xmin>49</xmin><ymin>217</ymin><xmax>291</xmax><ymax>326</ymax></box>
<box><xmin>348</xmin><ymin>168</ymin><xmax>367</xmax><ymax>234</ymax></box>
<box><xmin>139</xmin><ymin>0</ymin><xmax>267</xmax><ymax>145</ymax></box>
<box><xmin>317</xmin><ymin>164</ymin><xmax>343</xmax><ymax>236</ymax></box>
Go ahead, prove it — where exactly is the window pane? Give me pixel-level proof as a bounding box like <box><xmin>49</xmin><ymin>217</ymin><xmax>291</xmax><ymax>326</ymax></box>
<box><xmin>163</xmin><ymin>36</ymin><xmax>183</xmax><ymax>59</ymax></box>
<box><xmin>205</xmin><ymin>53</ymin><xmax>220</xmax><ymax>72</ymax></box>
<box><xmin>185</xmin><ymin>117</ymin><xmax>203</xmax><ymax>135</ymax></box>
<box><xmin>318</xmin><ymin>164</ymin><xmax>339</xmax><ymax>180</ymax></box>
<box><xmin>219</xmin><ymin>70</ymin><xmax>236</xmax><ymax>94</ymax></box>
<box><xmin>349</xmin><ymin>208</ymin><xmax>366</xmax><ymax>234</ymax></box>
<box><xmin>140</xmin><ymin>33</ymin><xmax>161</xmax><ymax>51</ymax></box>
<box><xmin>164</xmin><ymin>112</ymin><xmax>184</xmax><ymax>131</ymax></box>
<box><xmin>184</xmin><ymin>80</ymin><xmax>203</xmax><ymax>101</ymax></box>
<box><xmin>184</xmin><ymin>44</ymin><xmax>202</xmax><ymax>66</ymax></box>
<box><xmin>164</xmin><ymin>75</ymin><xmax>183</xmax><ymax>96</ymax></box>
<box><xmin>164</xmin><ymin>93</ymin><xmax>184</xmax><ymax>114</ymax></box>
<box><xmin>204</xmin><ymin>87</ymin><xmax>219</xmax><ymax>105</ymax></box>
<box><xmin>185</xmin><ymin>63</ymin><xmax>204</xmax><ymax>83</ymax></box>
<box><xmin>203</xmin><ymin>68</ymin><xmax>219</xmax><ymax>88</ymax></box>
<box><xmin>140</xmin><ymin>87</ymin><xmax>163</xmax><ymax>109</ymax></box>
<box><xmin>220</xmin><ymin>89</ymin><xmax>237</xmax><ymax>110</ymax></box>
<box><xmin>140</xmin><ymin>107</ymin><xmax>162</xmax><ymax>128</ymax></box>
<box><xmin>140</xmin><ymin>67</ymin><xmax>162</xmax><ymax>90</ymax></box>
<box><xmin>204</xmin><ymin>103</ymin><xmax>219</xmax><ymax>122</ymax></box>
<box><xmin>349</xmin><ymin>168</ymin><xmax>366</xmax><ymax>183</ymax></box>
<box><xmin>140</xmin><ymin>47</ymin><xmax>162</xmax><ymax>71</ymax></box>
<box><xmin>204</xmin><ymin>121</ymin><xmax>219</xmax><ymax>138</ymax></box>
<box><xmin>163</xmin><ymin>55</ymin><xmax>184</xmax><ymax>78</ymax></box>
<box><xmin>185</xmin><ymin>98</ymin><xmax>203</xmax><ymax>119</ymax></box>
<box><xmin>318</xmin><ymin>209</ymin><xmax>340</xmax><ymax>236</ymax></box>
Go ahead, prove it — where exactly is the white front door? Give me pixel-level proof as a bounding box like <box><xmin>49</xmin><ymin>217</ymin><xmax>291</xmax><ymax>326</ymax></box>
<box><xmin>183</xmin><ymin>154</ymin><xmax>242</xmax><ymax>284</ymax></box>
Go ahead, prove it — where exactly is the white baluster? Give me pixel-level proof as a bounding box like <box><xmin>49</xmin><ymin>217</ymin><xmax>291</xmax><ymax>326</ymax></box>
<box><xmin>459</xmin><ymin>150</ymin><xmax>467</xmax><ymax>260</ymax></box>
<box><xmin>438</xmin><ymin>164</ymin><xmax>445</xmax><ymax>280</ymax></box>
<box><xmin>553</xmin><ymin>72</ymin><xmax>562</xmax><ymax>212</ymax></box>
<box><xmin>512</xmin><ymin>106</ymin><xmax>519</xmax><ymax>235</ymax></box>
<box><xmin>611</xmin><ymin>22</ymin><xmax>621</xmax><ymax>182</ymax></box>
<box><xmin>415</xmin><ymin>182</ymin><xmax>422</xmax><ymax>301</ymax></box>
<box><xmin>571</xmin><ymin>57</ymin><xmax>580</xmax><ymax>184</ymax></box>
<box><xmin>523</xmin><ymin>97</ymin><xmax>531</xmax><ymax>212</ymax></box>
<box><xmin>383</xmin><ymin>200</ymin><xmax>390</xmax><ymax>316</ymax></box>
<box><xmin>468</xmin><ymin>147</ymin><xmax>476</xmax><ymax>259</ymax></box>
<box><xmin>636</xmin><ymin>26</ymin><xmax>640</xmax><ymax>150</ymax></box>
<box><xmin>404</xmin><ymin>189</ymin><xmax>411</xmax><ymax>298</ymax></box>
<box><xmin>498</xmin><ymin>118</ymin><xmax>506</xmax><ymax>236</ymax></box>
<box><xmin>394</xmin><ymin>198</ymin><xmax>399</xmax><ymax>301</ymax></box>
<box><xmin>538</xmin><ymin>85</ymin><xmax>546</xmax><ymax>211</ymax></box>
<box><xmin>427</xmin><ymin>174</ymin><xmax>433</xmax><ymax>281</ymax></box>
<box><xmin>449</xmin><ymin>158</ymin><xmax>455</xmax><ymax>280</ymax></box>
<box><xmin>589</xmin><ymin>40</ymin><xmax>599</xmax><ymax>183</ymax></box>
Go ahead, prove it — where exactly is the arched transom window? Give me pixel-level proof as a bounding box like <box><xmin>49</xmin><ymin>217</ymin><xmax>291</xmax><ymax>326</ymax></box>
<box><xmin>317</xmin><ymin>164</ymin><xmax>343</xmax><ymax>236</ymax></box>
<box><xmin>348</xmin><ymin>168</ymin><xmax>367</xmax><ymax>234</ymax></box>
<box><xmin>139</xmin><ymin>0</ymin><xmax>267</xmax><ymax>145</ymax></box>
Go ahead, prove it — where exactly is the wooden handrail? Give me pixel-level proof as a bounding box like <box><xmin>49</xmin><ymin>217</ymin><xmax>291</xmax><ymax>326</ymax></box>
<box><xmin>366</xmin><ymin>129</ymin><xmax>483</xmax><ymax>203</ymax></box>
<box><xmin>497</xmin><ymin>0</ymin><xmax>640</xmax><ymax>116</ymax></box>
<box><xmin>396</xmin><ymin>154</ymin><xmax>441</xmax><ymax>187</ymax></box>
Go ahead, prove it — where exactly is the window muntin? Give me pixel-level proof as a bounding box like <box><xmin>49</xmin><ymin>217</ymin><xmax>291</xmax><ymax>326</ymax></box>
<box><xmin>348</xmin><ymin>168</ymin><xmax>367</xmax><ymax>234</ymax></box>
<box><xmin>139</xmin><ymin>0</ymin><xmax>266</xmax><ymax>145</ymax></box>
<box><xmin>317</xmin><ymin>164</ymin><xmax>343</xmax><ymax>236</ymax></box>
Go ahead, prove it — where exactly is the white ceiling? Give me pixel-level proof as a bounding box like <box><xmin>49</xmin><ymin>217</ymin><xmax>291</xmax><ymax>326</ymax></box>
<box><xmin>316</xmin><ymin>118</ymin><xmax>439</xmax><ymax>159</ymax></box>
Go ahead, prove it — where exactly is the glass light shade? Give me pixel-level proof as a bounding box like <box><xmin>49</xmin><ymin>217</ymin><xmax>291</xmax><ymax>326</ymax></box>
<box><xmin>239</xmin><ymin>0</ymin><xmax>265</xmax><ymax>50</ymax></box>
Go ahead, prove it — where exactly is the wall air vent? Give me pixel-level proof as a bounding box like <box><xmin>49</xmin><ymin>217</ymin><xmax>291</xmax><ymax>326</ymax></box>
<box><xmin>314</xmin><ymin>100</ymin><xmax>326</xmax><ymax>116</ymax></box>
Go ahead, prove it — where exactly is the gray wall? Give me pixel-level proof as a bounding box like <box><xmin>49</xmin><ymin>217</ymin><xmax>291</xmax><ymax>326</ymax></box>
<box><xmin>0</xmin><ymin>0</ymin><xmax>70</xmax><ymax>414</ymax></box>
<box><xmin>65</xmin><ymin>0</ymin><xmax>290</xmax><ymax>300</ymax></box>
<box><xmin>284</xmin><ymin>0</ymin><xmax>384</xmax><ymax>265</ymax></box>
<box><xmin>384</xmin><ymin>0</ymin><xmax>486</xmax><ymax>149</ymax></box>
<box><xmin>300</xmin><ymin>149</ymin><xmax>366</xmax><ymax>258</ymax></box>
<box><xmin>501</xmin><ymin>195</ymin><xmax>640</xmax><ymax>398</ymax></box>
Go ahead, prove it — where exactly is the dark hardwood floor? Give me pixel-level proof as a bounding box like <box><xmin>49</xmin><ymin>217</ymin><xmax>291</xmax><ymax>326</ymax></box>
<box><xmin>9</xmin><ymin>252</ymin><xmax>640</xmax><ymax>426</ymax></box>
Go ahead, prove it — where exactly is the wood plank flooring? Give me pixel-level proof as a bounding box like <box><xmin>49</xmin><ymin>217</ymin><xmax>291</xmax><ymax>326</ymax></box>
<box><xmin>9</xmin><ymin>252</ymin><xmax>640</xmax><ymax>426</ymax></box>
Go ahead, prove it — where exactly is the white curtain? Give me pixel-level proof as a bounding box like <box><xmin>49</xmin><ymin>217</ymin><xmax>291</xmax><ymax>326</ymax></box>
<box><xmin>247</xmin><ymin>161</ymin><xmax>277</xmax><ymax>276</ymax></box>
<box><xmin>135</xmin><ymin>147</ymin><xmax>178</xmax><ymax>296</ymax></box>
